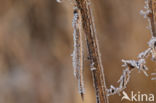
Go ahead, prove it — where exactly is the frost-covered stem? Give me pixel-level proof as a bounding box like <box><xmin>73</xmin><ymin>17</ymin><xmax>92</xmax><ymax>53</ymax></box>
<box><xmin>151</xmin><ymin>73</ymin><xmax>156</xmax><ymax>80</ymax></box>
<box><xmin>148</xmin><ymin>0</ymin><xmax>156</xmax><ymax>37</ymax></box>
<box><xmin>107</xmin><ymin>37</ymin><xmax>156</xmax><ymax>96</ymax></box>
<box><xmin>142</xmin><ymin>0</ymin><xmax>156</xmax><ymax>37</ymax></box>
<box><xmin>72</xmin><ymin>0</ymin><xmax>109</xmax><ymax>103</ymax></box>
<box><xmin>107</xmin><ymin>58</ymin><xmax>149</xmax><ymax>96</ymax></box>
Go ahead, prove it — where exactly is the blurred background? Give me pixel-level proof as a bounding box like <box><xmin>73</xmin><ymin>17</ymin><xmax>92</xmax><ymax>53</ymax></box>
<box><xmin>0</xmin><ymin>0</ymin><xmax>155</xmax><ymax>103</ymax></box>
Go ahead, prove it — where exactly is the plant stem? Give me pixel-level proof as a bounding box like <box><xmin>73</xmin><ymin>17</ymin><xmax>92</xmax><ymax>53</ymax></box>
<box><xmin>72</xmin><ymin>0</ymin><xmax>109</xmax><ymax>103</ymax></box>
<box><xmin>148</xmin><ymin>0</ymin><xmax>156</xmax><ymax>37</ymax></box>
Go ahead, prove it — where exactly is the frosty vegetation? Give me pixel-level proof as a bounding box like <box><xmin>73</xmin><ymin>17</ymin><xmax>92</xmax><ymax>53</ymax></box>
<box><xmin>71</xmin><ymin>0</ymin><xmax>109</xmax><ymax>102</ymax></box>
<box><xmin>151</xmin><ymin>72</ymin><xmax>156</xmax><ymax>80</ymax></box>
<box><xmin>107</xmin><ymin>37</ymin><xmax>156</xmax><ymax>96</ymax></box>
<box><xmin>107</xmin><ymin>0</ymin><xmax>156</xmax><ymax>96</ymax></box>
<box><xmin>56</xmin><ymin>0</ymin><xmax>63</xmax><ymax>3</ymax></box>
<box><xmin>57</xmin><ymin>0</ymin><xmax>156</xmax><ymax>102</ymax></box>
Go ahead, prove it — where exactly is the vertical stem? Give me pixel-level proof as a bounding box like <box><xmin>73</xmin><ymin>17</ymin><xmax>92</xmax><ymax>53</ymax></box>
<box><xmin>72</xmin><ymin>0</ymin><xmax>109</xmax><ymax>103</ymax></box>
<box><xmin>148</xmin><ymin>0</ymin><xmax>156</xmax><ymax>37</ymax></box>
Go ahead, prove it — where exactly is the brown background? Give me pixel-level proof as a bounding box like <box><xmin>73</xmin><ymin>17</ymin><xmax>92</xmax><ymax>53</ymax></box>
<box><xmin>0</xmin><ymin>0</ymin><xmax>155</xmax><ymax>103</ymax></box>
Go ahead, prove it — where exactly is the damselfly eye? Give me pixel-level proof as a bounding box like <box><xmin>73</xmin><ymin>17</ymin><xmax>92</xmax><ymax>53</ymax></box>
<box><xmin>154</xmin><ymin>41</ymin><xmax>156</xmax><ymax>47</ymax></box>
<box><xmin>74</xmin><ymin>9</ymin><xmax>78</xmax><ymax>14</ymax></box>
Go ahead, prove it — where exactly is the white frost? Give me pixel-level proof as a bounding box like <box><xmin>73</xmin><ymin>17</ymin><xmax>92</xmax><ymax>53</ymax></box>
<box><xmin>140</xmin><ymin>10</ymin><xmax>151</xmax><ymax>18</ymax></box>
<box><xmin>56</xmin><ymin>0</ymin><xmax>63</xmax><ymax>3</ymax></box>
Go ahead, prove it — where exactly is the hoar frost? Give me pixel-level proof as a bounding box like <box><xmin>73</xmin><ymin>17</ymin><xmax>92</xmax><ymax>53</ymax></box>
<box><xmin>107</xmin><ymin>37</ymin><xmax>156</xmax><ymax>96</ymax></box>
<box><xmin>148</xmin><ymin>37</ymin><xmax>156</xmax><ymax>61</ymax></box>
<box><xmin>56</xmin><ymin>0</ymin><xmax>63</xmax><ymax>3</ymax></box>
<box><xmin>70</xmin><ymin>0</ymin><xmax>156</xmax><ymax>100</ymax></box>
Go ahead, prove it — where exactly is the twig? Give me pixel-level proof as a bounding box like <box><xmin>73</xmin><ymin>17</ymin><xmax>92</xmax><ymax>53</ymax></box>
<box><xmin>107</xmin><ymin>35</ymin><xmax>156</xmax><ymax>95</ymax></box>
<box><xmin>107</xmin><ymin>0</ymin><xmax>156</xmax><ymax>96</ymax></box>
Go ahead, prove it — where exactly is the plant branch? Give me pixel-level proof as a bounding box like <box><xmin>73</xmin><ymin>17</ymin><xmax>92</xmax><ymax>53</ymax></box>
<box><xmin>140</xmin><ymin>0</ymin><xmax>156</xmax><ymax>37</ymax></box>
<box><xmin>107</xmin><ymin>0</ymin><xmax>156</xmax><ymax>96</ymax></box>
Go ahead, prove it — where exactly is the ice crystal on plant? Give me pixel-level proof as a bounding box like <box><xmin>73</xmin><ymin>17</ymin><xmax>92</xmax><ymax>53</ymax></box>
<box><xmin>138</xmin><ymin>48</ymin><xmax>151</xmax><ymax>58</ymax></box>
<box><xmin>148</xmin><ymin>37</ymin><xmax>156</xmax><ymax>61</ymax></box>
<box><xmin>140</xmin><ymin>0</ymin><xmax>155</xmax><ymax>36</ymax></box>
<box><xmin>151</xmin><ymin>78</ymin><xmax>156</xmax><ymax>80</ymax></box>
<box><xmin>107</xmin><ymin>36</ymin><xmax>156</xmax><ymax>96</ymax></box>
<box><xmin>91</xmin><ymin>67</ymin><xmax>96</xmax><ymax>71</ymax></box>
<box><xmin>56</xmin><ymin>0</ymin><xmax>63</xmax><ymax>3</ymax></box>
<box><xmin>70</xmin><ymin>0</ymin><xmax>156</xmax><ymax>101</ymax></box>
<box><xmin>151</xmin><ymin>73</ymin><xmax>156</xmax><ymax>75</ymax></box>
<box><xmin>121</xmin><ymin>59</ymin><xmax>149</xmax><ymax>76</ymax></box>
<box><xmin>151</xmin><ymin>73</ymin><xmax>156</xmax><ymax>80</ymax></box>
<box><xmin>107</xmin><ymin>48</ymin><xmax>151</xmax><ymax>96</ymax></box>
<box><xmin>140</xmin><ymin>9</ymin><xmax>151</xmax><ymax>18</ymax></box>
<box><xmin>148</xmin><ymin>37</ymin><xmax>156</xmax><ymax>48</ymax></box>
<box><xmin>107</xmin><ymin>67</ymin><xmax>131</xmax><ymax>96</ymax></box>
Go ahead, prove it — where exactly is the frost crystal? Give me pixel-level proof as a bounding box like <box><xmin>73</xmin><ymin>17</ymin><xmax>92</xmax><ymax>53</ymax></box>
<box><xmin>151</xmin><ymin>73</ymin><xmax>156</xmax><ymax>75</ymax></box>
<box><xmin>148</xmin><ymin>37</ymin><xmax>156</xmax><ymax>48</ymax></box>
<box><xmin>151</xmin><ymin>78</ymin><xmax>156</xmax><ymax>80</ymax></box>
<box><xmin>71</xmin><ymin>0</ymin><xmax>156</xmax><ymax>100</ymax></box>
<box><xmin>107</xmin><ymin>68</ymin><xmax>130</xmax><ymax>96</ymax></box>
<box><xmin>140</xmin><ymin>10</ymin><xmax>151</xmax><ymax>18</ymax></box>
<box><xmin>91</xmin><ymin>67</ymin><xmax>96</xmax><ymax>71</ymax></box>
<box><xmin>107</xmin><ymin>58</ymin><xmax>149</xmax><ymax>96</ymax></box>
<box><xmin>140</xmin><ymin>0</ymin><xmax>155</xmax><ymax>36</ymax></box>
<box><xmin>107</xmin><ymin>36</ymin><xmax>156</xmax><ymax>96</ymax></box>
<box><xmin>140</xmin><ymin>0</ymin><xmax>150</xmax><ymax>18</ymax></box>
<box><xmin>107</xmin><ymin>42</ymin><xmax>154</xmax><ymax>96</ymax></box>
<box><xmin>151</xmin><ymin>73</ymin><xmax>156</xmax><ymax>80</ymax></box>
<box><xmin>138</xmin><ymin>48</ymin><xmax>151</xmax><ymax>58</ymax></box>
<box><xmin>56</xmin><ymin>0</ymin><xmax>63</xmax><ymax>3</ymax></box>
<box><xmin>107</xmin><ymin>2</ymin><xmax>156</xmax><ymax>95</ymax></box>
<box><xmin>148</xmin><ymin>37</ymin><xmax>156</xmax><ymax>61</ymax></box>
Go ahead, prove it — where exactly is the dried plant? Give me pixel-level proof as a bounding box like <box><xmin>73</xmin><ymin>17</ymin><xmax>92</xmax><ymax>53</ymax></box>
<box><xmin>57</xmin><ymin>0</ymin><xmax>156</xmax><ymax>103</ymax></box>
<box><xmin>71</xmin><ymin>0</ymin><xmax>109</xmax><ymax>103</ymax></box>
<box><xmin>107</xmin><ymin>37</ymin><xmax>156</xmax><ymax>96</ymax></box>
<box><xmin>107</xmin><ymin>0</ymin><xmax>156</xmax><ymax>96</ymax></box>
